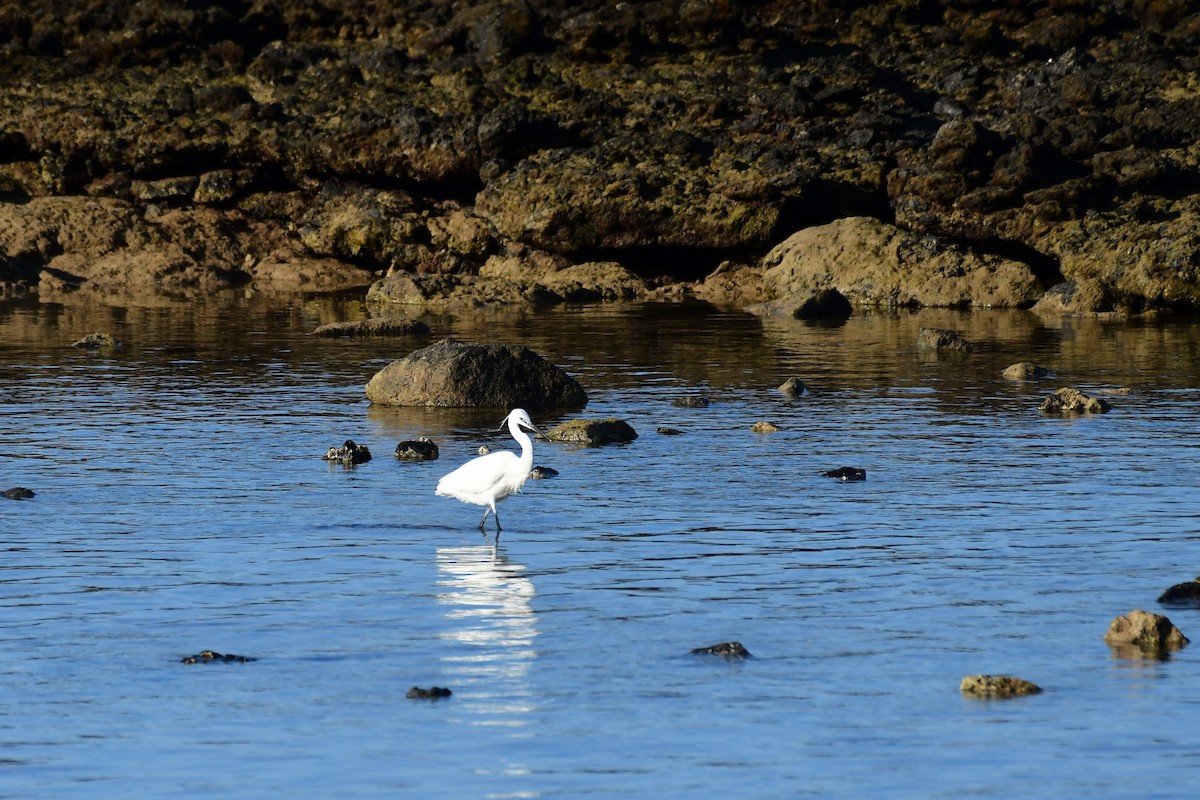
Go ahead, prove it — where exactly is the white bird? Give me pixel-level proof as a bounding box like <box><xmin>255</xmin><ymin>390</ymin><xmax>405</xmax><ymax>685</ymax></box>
<box><xmin>436</xmin><ymin>408</ymin><xmax>548</xmax><ymax>538</ymax></box>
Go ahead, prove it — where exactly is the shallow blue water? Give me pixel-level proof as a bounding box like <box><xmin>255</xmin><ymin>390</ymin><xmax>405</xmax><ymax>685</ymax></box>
<box><xmin>2</xmin><ymin>296</ymin><xmax>1200</xmax><ymax>798</ymax></box>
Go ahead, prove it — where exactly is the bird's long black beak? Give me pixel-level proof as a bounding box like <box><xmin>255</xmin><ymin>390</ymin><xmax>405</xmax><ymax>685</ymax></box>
<box><xmin>525</xmin><ymin>422</ymin><xmax>551</xmax><ymax>441</ymax></box>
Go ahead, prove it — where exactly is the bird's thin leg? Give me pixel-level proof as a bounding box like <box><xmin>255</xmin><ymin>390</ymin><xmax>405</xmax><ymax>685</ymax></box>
<box><xmin>478</xmin><ymin>507</ymin><xmax>491</xmax><ymax>532</ymax></box>
<box><xmin>494</xmin><ymin>509</ymin><xmax>503</xmax><ymax>538</ymax></box>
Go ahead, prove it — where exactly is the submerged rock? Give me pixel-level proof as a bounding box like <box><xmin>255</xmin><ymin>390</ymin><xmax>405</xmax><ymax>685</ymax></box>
<box><xmin>778</xmin><ymin>378</ymin><xmax>806</xmax><ymax>398</ymax></box>
<box><xmin>323</xmin><ymin>439</ymin><xmax>372</xmax><ymax>465</ymax></box>
<box><xmin>546</xmin><ymin>418</ymin><xmax>637</xmax><ymax>445</ymax></box>
<box><xmin>671</xmin><ymin>396</ymin><xmax>711</xmax><ymax>408</ymax></box>
<box><xmin>395</xmin><ymin>438</ymin><xmax>439</xmax><ymax>460</ymax></box>
<box><xmin>656</xmin><ymin>427</ymin><xmax>684</xmax><ymax>436</ymax></box>
<box><xmin>529</xmin><ymin>465</ymin><xmax>558</xmax><ymax>479</ymax></box>
<box><xmin>181</xmin><ymin>650</ymin><xmax>256</xmax><ymax>664</ymax></box>
<box><xmin>312</xmin><ymin>318</ymin><xmax>431</xmax><ymax>338</ymax></box>
<box><xmin>1038</xmin><ymin>388</ymin><xmax>1111</xmax><ymax>415</ymax></box>
<box><xmin>1002</xmin><ymin>362</ymin><xmax>1054</xmax><ymax>380</ymax></box>
<box><xmin>71</xmin><ymin>332</ymin><xmax>119</xmax><ymax>349</ymax></box>
<box><xmin>750</xmin><ymin>421</ymin><xmax>779</xmax><ymax>433</ymax></box>
<box><xmin>2</xmin><ymin>487</ymin><xmax>35</xmax><ymax>500</ymax></box>
<box><xmin>691</xmin><ymin>642</ymin><xmax>752</xmax><ymax>659</ymax></box>
<box><xmin>959</xmin><ymin>675</ymin><xmax>1043</xmax><ymax>698</ymax></box>
<box><xmin>916</xmin><ymin>327</ymin><xmax>974</xmax><ymax>353</ymax></box>
<box><xmin>366</xmin><ymin>339</ymin><xmax>588</xmax><ymax>409</ymax></box>
<box><xmin>406</xmin><ymin>686</ymin><xmax>452</xmax><ymax>700</ymax></box>
<box><xmin>748</xmin><ymin>288</ymin><xmax>854</xmax><ymax>321</ymax></box>
<box><xmin>824</xmin><ymin>466</ymin><xmax>866</xmax><ymax>481</ymax></box>
<box><xmin>1104</xmin><ymin>609</ymin><xmax>1189</xmax><ymax>656</ymax></box>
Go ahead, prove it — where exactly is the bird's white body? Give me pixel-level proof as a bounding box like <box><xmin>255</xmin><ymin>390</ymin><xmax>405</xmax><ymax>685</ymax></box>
<box><xmin>436</xmin><ymin>408</ymin><xmax>545</xmax><ymax>537</ymax></box>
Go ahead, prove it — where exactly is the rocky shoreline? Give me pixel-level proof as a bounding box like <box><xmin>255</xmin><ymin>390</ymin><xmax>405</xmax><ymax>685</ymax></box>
<box><xmin>3</xmin><ymin>1</ymin><xmax>1200</xmax><ymax>313</ymax></box>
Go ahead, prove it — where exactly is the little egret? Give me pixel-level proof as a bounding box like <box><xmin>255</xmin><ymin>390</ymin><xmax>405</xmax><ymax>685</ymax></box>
<box><xmin>435</xmin><ymin>408</ymin><xmax>547</xmax><ymax>538</ymax></box>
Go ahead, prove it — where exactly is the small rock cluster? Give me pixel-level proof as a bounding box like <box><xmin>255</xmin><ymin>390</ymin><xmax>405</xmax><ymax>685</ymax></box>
<box><xmin>322</xmin><ymin>439</ymin><xmax>372</xmax><ymax>466</ymax></box>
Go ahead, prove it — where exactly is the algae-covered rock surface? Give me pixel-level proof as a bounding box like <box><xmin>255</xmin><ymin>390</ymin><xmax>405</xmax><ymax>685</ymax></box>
<box><xmin>4</xmin><ymin>2</ymin><xmax>1200</xmax><ymax>310</ymax></box>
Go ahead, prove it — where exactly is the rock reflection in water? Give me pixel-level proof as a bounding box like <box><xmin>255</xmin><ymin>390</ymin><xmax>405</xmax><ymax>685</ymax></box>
<box><xmin>436</xmin><ymin>545</ymin><xmax>538</xmax><ymax>726</ymax></box>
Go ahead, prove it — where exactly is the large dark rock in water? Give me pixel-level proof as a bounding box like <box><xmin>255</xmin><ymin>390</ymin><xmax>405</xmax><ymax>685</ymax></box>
<box><xmin>1159</xmin><ymin>579</ymin><xmax>1200</xmax><ymax>606</ymax></box>
<box><xmin>546</xmin><ymin>418</ymin><xmax>637</xmax><ymax>445</ymax></box>
<box><xmin>366</xmin><ymin>338</ymin><xmax>587</xmax><ymax>409</ymax></box>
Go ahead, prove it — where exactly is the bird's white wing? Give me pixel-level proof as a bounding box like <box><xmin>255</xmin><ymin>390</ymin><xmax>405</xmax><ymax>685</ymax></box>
<box><xmin>436</xmin><ymin>451</ymin><xmax>519</xmax><ymax>498</ymax></box>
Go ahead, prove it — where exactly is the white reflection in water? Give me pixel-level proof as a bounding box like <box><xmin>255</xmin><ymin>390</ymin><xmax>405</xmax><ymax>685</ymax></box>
<box><xmin>436</xmin><ymin>545</ymin><xmax>538</xmax><ymax>726</ymax></box>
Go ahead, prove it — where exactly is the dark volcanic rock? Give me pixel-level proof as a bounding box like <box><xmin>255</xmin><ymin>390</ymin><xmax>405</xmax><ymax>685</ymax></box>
<box><xmin>323</xmin><ymin>439</ymin><xmax>372</xmax><ymax>465</ymax></box>
<box><xmin>546</xmin><ymin>418</ymin><xmax>637</xmax><ymax>445</ymax></box>
<box><xmin>2</xmin><ymin>487</ymin><xmax>36</xmax><ymax>500</ymax></box>
<box><xmin>1159</xmin><ymin>580</ymin><xmax>1200</xmax><ymax>606</ymax></box>
<box><xmin>824</xmin><ymin>467</ymin><xmax>866</xmax><ymax>481</ymax></box>
<box><xmin>395</xmin><ymin>438</ymin><xmax>439</xmax><ymax>461</ymax></box>
<box><xmin>366</xmin><ymin>338</ymin><xmax>588</xmax><ymax>409</ymax></box>
<box><xmin>181</xmin><ymin>650</ymin><xmax>256</xmax><ymax>664</ymax></box>
<box><xmin>406</xmin><ymin>686</ymin><xmax>452</xmax><ymax>700</ymax></box>
<box><xmin>691</xmin><ymin>642</ymin><xmax>752</xmax><ymax>659</ymax></box>
<box><xmin>1159</xmin><ymin>579</ymin><xmax>1200</xmax><ymax>606</ymax></box>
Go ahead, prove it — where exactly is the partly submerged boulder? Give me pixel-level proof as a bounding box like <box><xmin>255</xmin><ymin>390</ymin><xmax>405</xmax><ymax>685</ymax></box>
<box><xmin>1104</xmin><ymin>609</ymin><xmax>1189</xmax><ymax>656</ymax></box>
<box><xmin>395</xmin><ymin>438</ymin><xmax>440</xmax><ymax>460</ymax></box>
<box><xmin>546</xmin><ymin>418</ymin><xmax>637</xmax><ymax>445</ymax></box>
<box><xmin>1002</xmin><ymin>362</ymin><xmax>1054</xmax><ymax>380</ymax></box>
<box><xmin>312</xmin><ymin>318</ymin><xmax>430</xmax><ymax>337</ymax></box>
<box><xmin>322</xmin><ymin>439</ymin><xmax>372</xmax><ymax>465</ymax></box>
<box><xmin>690</xmin><ymin>642</ymin><xmax>752</xmax><ymax>659</ymax></box>
<box><xmin>960</xmin><ymin>675</ymin><xmax>1043</xmax><ymax>698</ymax></box>
<box><xmin>1158</xmin><ymin>579</ymin><xmax>1200</xmax><ymax>606</ymax></box>
<box><xmin>1038</xmin><ymin>387</ymin><xmax>1111</xmax><ymax>415</ymax></box>
<box><xmin>916</xmin><ymin>327</ymin><xmax>974</xmax><ymax>353</ymax></box>
<box><xmin>366</xmin><ymin>338</ymin><xmax>588</xmax><ymax>409</ymax></box>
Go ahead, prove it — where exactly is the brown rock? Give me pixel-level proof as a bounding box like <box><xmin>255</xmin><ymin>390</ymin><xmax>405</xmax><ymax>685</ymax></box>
<box><xmin>1104</xmin><ymin>609</ymin><xmax>1190</xmax><ymax>655</ymax></box>
<box><xmin>1038</xmin><ymin>387</ymin><xmax>1110</xmax><ymax>415</ymax></box>
<box><xmin>916</xmin><ymin>327</ymin><xmax>973</xmax><ymax>353</ymax></box>
<box><xmin>366</xmin><ymin>339</ymin><xmax>587</xmax><ymax>409</ymax></box>
<box><xmin>761</xmin><ymin>217</ymin><xmax>1043</xmax><ymax>309</ymax></box>
<box><xmin>960</xmin><ymin>675</ymin><xmax>1043</xmax><ymax>698</ymax></box>
<box><xmin>1002</xmin><ymin>362</ymin><xmax>1053</xmax><ymax>380</ymax></box>
<box><xmin>778</xmin><ymin>378</ymin><xmax>806</xmax><ymax>397</ymax></box>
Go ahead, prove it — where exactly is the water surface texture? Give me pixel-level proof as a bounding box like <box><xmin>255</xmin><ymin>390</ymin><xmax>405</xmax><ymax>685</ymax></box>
<box><xmin>2</xmin><ymin>296</ymin><xmax>1200</xmax><ymax>799</ymax></box>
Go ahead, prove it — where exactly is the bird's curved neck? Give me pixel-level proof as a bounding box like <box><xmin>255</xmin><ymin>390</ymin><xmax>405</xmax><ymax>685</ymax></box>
<box><xmin>510</xmin><ymin>420</ymin><xmax>535</xmax><ymax>465</ymax></box>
